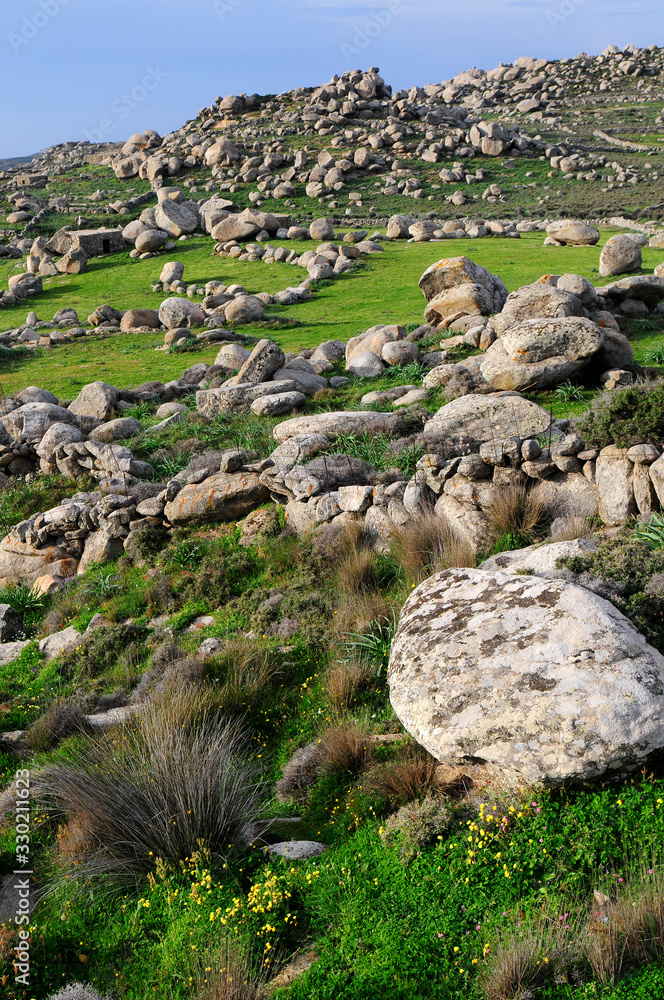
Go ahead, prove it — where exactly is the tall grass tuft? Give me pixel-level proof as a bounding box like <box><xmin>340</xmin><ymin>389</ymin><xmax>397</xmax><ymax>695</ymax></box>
<box><xmin>367</xmin><ymin>748</ymin><xmax>465</xmax><ymax>807</ymax></box>
<box><xmin>193</xmin><ymin>932</ymin><xmax>269</xmax><ymax>1000</ymax></box>
<box><xmin>479</xmin><ymin>922</ymin><xmax>578</xmax><ymax>1000</ymax></box>
<box><xmin>325</xmin><ymin>659</ymin><xmax>372</xmax><ymax>710</ymax></box>
<box><xmin>586</xmin><ymin>868</ymin><xmax>664</xmax><ymax>985</ymax></box>
<box><xmin>206</xmin><ymin>640</ymin><xmax>281</xmax><ymax>716</ymax></box>
<box><xmin>391</xmin><ymin>511</ymin><xmax>476</xmax><ymax>583</ymax></box>
<box><xmin>316</xmin><ymin>723</ymin><xmax>374</xmax><ymax>776</ymax></box>
<box><xmin>486</xmin><ymin>483</ymin><xmax>548</xmax><ymax>550</ymax></box>
<box><xmin>34</xmin><ymin>685</ymin><xmax>266</xmax><ymax>886</ymax></box>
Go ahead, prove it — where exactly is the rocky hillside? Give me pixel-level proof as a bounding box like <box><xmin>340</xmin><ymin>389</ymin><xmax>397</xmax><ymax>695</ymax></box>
<box><xmin>2</xmin><ymin>41</ymin><xmax>664</xmax><ymax>1000</ymax></box>
<box><xmin>2</xmin><ymin>42</ymin><xmax>664</xmax><ymax>242</ymax></box>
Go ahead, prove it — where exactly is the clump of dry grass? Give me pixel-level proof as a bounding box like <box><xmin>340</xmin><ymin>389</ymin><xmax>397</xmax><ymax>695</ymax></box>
<box><xmin>550</xmin><ymin>515</ymin><xmax>595</xmax><ymax>543</ymax></box>
<box><xmin>391</xmin><ymin>511</ymin><xmax>476</xmax><ymax>583</ymax></box>
<box><xmin>26</xmin><ymin>699</ymin><xmax>93</xmax><ymax>752</ymax></box>
<box><xmin>586</xmin><ymin>868</ymin><xmax>664</xmax><ymax>985</ymax></box>
<box><xmin>367</xmin><ymin>748</ymin><xmax>466</xmax><ymax>807</ymax></box>
<box><xmin>486</xmin><ymin>483</ymin><xmax>549</xmax><ymax>546</ymax></box>
<box><xmin>331</xmin><ymin>521</ymin><xmax>400</xmax><ymax>633</ymax></box>
<box><xmin>325</xmin><ymin>659</ymin><xmax>372</xmax><ymax>710</ymax></box>
<box><xmin>34</xmin><ymin>684</ymin><xmax>266</xmax><ymax>886</ymax></box>
<box><xmin>335</xmin><ymin>522</ymin><xmax>384</xmax><ymax>598</ymax></box>
<box><xmin>316</xmin><ymin>723</ymin><xmax>374</xmax><ymax>776</ymax></box>
<box><xmin>193</xmin><ymin>933</ymin><xmax>268</xmax><ymax>1000</ymax></box>
<box><xmin>206</xmin><ymin>639</ymin><xmax>281</xmax><ymax>715</ymax></box>
<box><xmin>480</xmin><ymin>922</ymin><xmax>579</xmax><ymax>1000</ymax></box>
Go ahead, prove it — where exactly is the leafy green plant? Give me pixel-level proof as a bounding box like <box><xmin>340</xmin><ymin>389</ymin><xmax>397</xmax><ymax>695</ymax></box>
<box><xmin>149</xmin><ymin>451</ymin><xmax>191</xmax><ymax>479</ymax></box>
<box><xmin>123</xmin><ymin>401</ymin><xmax>153</xmax><ymax>420</ymax></box>
<box><xmin>640</xmin><ymin>345</ymin><xmax>664</xmax><ymax>366</ymax></box>
<box><xmin>578</xmin><ymin>382</ymin><xmax>664</xmax><ymax>448</ymax></box>
<box><xmin>341</xmin><ymin>612</ymin><xmax>399</xmax><ymax>673</ymax></box>
<box><xmin>631</xmin><ymin>316</ymin><xmax>662</xmax><ymax>333</ymax></box>
<box><xmin>334</xmin><ymin>430</ymin><xmax>394</xmax><ymax>469</ymax></box>
<box><xmin>634</xmin><ymin>514</ymin><xmax>664</xmax><ymax>550</ymax></box>
<box><xmin>81</xmin><ymin>567</ymin><xmax>119</xmax><ymax>601</ymax></box>
<box><xmin>385</xmin><ymin>360</ymin><xmax>429</xmax><ymax>383</ymax></box>
<box><xmin>58</xmin><ymin>622</ymin><xmax>149</xmax><ymax>679</ymax></box>
<box><xmin>0</xmin><ymin>583</ymin><xmax>44</xmax><ymax>632</ymax></box>
<box><xmin>555</xmin><ymin>379</ymin><xmax>585</xmax><ymax>404</ymax></box>
<box><xmin>168</xmin><ymin>538</ymin><xmax>210</xmax><ymax>569</ymax></box>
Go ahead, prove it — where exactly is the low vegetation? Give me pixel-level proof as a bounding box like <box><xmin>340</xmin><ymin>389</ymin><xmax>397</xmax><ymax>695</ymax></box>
<box><xmin>0</xmin><ymin>483</ymin><xmax>658</xmax><ymax>998</ymax></box>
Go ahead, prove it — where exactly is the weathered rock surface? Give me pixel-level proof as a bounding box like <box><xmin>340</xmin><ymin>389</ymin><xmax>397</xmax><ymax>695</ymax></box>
<box><xmin>480</xmin><ymin>317</ymin><xmax>604</xmax><ymax>390</ymax></box>
<box><xmin>164</xmin><ymin>471</ymin><xmax>270</xmax><ymax>525</ymax></box>
<box><xmin>158</xmin><ymin>297</ymin><xmax>205</xmax><ymax>329</ymax></box>
<box><xmin>424</xmin><ymin>392</ymin><xmax>553</xmax><ymax>446</ymax></box>
<box><xmin>419</xmin><ymin>256</ymin><xmax>508</xmax><ymax>313</ymax></box>
<box><xmin>599</xmin><ymin>234</ymin><xmax>642</xmax><ymax>278</ymax></box>
<box><xmin>546</xmin><ymin>221</ymin><xmax>600</xmax><ymax>246</ymax></box>
<box><xmin>388</xmin><ymin>568</ymin><xmax>664</xmax><ymax>786</ymax></box>
<box><xmin>68</xmin><ymin>382</ymin><xmax>119</xmax><ymax>422</ymax></box>
<box><xmin>493</xmin><ymin>282</ymin><xmax>585</xmax><ymax>336</ymax></box>
<box><xmin>272</xmin><ymin>411</ymin><xmax>407</xmax><ymax>444</ymax></box>
<box><xmin>480</xmin><ymin>538</ymin><xmax>598</xmax><ymax>576</ymax></box>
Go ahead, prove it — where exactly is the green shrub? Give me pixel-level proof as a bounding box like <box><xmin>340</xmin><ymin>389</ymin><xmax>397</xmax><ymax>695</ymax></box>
<box><xmin>380</xmin><ymin>796</ymin><xmax>452</xmax><ymax>861</ymax></box>
<box><xmin>577</xmin><ymin>382</ymin><xmax>664</xmax><ymax>448</ymax></box>
<box><xmin>168</xmin><ymin>600</ymin><xmax>209</xmax><ymax>632</ymax></box>
<box><xmin>59</xmin><ymin>622</ymin><xmax>149</xmax><ymax>679</ymax></box>
<box><xmin>181</xmin><ymin>536</ymin><xmax>261</xmax><ymax>606</ymax></box>
<box><xmin>131</xmin><ymin>522</ymin><xmax>171</xmax><ymax>562</ymax></box>
<box><xmin>560</xmin><ymin>533</ymin><xmax>664</xmax><ymax>650</ymax></box>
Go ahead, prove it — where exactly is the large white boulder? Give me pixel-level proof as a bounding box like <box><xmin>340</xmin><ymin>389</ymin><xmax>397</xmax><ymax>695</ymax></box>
<box><xmin>388</xmin><ymin>567</ymin><xmax>664</xmax><ymax>786</ymax></box>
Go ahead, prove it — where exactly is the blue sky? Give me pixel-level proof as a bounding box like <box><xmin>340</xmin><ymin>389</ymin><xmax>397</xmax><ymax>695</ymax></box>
<box><xmin>1</xmin><ymin>0</ymin><xmax>661</xmax><ymax>159</ymax></box>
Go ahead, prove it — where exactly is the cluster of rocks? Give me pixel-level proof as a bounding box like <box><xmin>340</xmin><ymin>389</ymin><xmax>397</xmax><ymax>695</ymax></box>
<box><xmin>0</xmin><ymin>353</ymin><xmax>247</xmax><ymax>489</ymax></box>
<box><xmin>185</xmin><ymin>387</ymin><xmax>664</xmax><ymax>557</ymax></box>
<box><xmin>3</xmin><ymin>342</ymin><xmax>664</xmax><ymax>600</ymax></box>
<box><xmin>0</xmin><ymin>383</ymin><xmax>152</xmax><ymax>488</ymax></box>
<box><xmin>414</xmin><ymin>255</ymin><xmax>664</xmax><ymax>392</ymax></box>
<box><xmin>386</xmin><ymin>214</ymin><xmax>521</xmax><ymax>240</ymax></box>
<box><xmin>196</xmin><ymin>336</ymin><xmax>342</xmax><ymax>417</ymax></box>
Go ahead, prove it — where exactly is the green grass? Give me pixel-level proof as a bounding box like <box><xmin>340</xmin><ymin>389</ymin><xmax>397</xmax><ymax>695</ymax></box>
<box><xmin>1</xmin><ymin>229</ymin><xmax>664</xmax><ymax>400</ymax></box>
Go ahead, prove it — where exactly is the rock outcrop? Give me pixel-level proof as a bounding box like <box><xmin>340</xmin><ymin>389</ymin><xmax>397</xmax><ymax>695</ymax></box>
<box><xmin>388</xmin><ymin>567</ymin><xmax>664</xmax><ymax>786</ymax></box>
